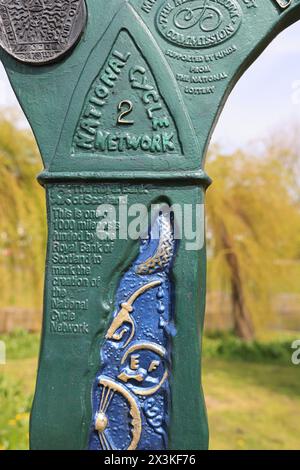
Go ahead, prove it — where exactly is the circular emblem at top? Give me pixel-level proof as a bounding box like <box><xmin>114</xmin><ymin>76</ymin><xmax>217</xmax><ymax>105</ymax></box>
<box><xmin>156</xmin><ymin>0</ymin><xmax>243</xmax><ymax>49</ymax></box>
<box><xmin>0</xmin><ymin>0</ymin><xmax>86</xmax><ymax>65</ymax></box>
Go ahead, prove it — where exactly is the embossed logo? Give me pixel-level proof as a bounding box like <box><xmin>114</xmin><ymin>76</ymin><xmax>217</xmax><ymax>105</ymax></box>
<box><xmin>0</xmin><ymin>0</ymin><xmax>86</xmax><ymax>64</ymax></box>
<box><xmin>156</xmin><ymin>0</ymin><xmax>243</xmax><ymax>49</ymax></box>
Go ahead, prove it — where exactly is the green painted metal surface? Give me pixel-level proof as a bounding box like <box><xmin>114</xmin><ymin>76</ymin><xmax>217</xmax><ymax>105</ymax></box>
<box><xmin>1</xmin><ymin>0</ymin><xmax>300</xmax><ymax>450</ymax></box>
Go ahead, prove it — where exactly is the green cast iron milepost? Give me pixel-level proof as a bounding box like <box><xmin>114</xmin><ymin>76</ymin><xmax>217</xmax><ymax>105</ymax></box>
<box><xmin>0</xmin><ymin>0</ymin><xmax>299</xmax><ymax>451</ymax></box>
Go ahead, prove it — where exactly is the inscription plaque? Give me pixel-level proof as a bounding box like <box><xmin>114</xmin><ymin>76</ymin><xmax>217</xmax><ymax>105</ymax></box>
<box><xmin>1</xmin><ymin>0</ymin><xmax>300</xmax><ymax>451</ymax></box>
<box><xmin>156</xmin><ymin>0</ymin><xmax>243</xmax><ymax>49</ymax></box>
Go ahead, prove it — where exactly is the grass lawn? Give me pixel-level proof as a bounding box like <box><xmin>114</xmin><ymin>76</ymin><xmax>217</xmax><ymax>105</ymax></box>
<box><xmin>203</xmin><ymin>358</ymin><xmax>300</xmax><ymax>450</ymax></box>
<box><xmin>0</xmin><ymin>358</ymin><xmax>37</xmax><ymax>450</ymax></box>
<box><xmin>0</xmin><ymin>333</ymin><xmax>300</xmax><ymax>450</ymax></box>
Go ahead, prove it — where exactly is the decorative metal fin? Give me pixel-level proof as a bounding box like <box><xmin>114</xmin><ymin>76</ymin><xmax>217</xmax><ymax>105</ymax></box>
<box><xmin>136</xmin><ymin>212</ymin><xmax>175</xmax><ymax>275</ymax></box>
<box><xmin>273</xmin><ymin>0</ymin><xmax>291</xmax><ymax>9</ymax></box>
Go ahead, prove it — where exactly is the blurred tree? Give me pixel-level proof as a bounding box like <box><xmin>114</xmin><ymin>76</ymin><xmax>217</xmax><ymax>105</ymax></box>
<box><xmin>264</xmin><ymin>124</ymin><xmax>300</xmax><ymax>203</ymax></box>
<box><xmin>0</xmin><ymin>118</ymin><xmax>46</xmax><ymax>309</ymax></box>
<box><xmin>206</xmin><ymin>145</ymin><xmax>300</xmax><ymax>339</ymax></box>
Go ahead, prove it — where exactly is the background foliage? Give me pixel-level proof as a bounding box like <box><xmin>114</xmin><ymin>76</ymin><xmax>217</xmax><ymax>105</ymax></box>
<box><xmin>0</xmin><ymin>119</ymin><xmax>46</xmax><ymax>309</ymax></box>
<box><xmin>206</xmin><ymin>140</ymin><xmax>300</xmax><ymax>338</ymax></box>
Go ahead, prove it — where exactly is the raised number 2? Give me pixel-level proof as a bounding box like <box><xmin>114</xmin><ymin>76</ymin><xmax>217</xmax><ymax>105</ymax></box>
<box><xmin>117</xmin><ymin>100</ymin><xmax>134</xmax><ymax>125</ymax></box>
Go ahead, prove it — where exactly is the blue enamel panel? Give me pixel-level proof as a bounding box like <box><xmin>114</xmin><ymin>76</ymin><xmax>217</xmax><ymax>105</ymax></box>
<box><xmin>89</xmin><ymin>210</ymin><xmax>176</xmax><ymax>450</ymax></box>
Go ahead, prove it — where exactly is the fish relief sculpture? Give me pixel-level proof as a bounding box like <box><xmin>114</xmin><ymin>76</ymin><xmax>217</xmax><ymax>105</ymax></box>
<box><xmin>89</xmin><ymin>209</ymin><xmax>177</xmax><ymax>450</ymax></box>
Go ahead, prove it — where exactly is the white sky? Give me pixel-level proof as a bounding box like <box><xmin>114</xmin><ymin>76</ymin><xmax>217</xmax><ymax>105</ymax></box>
<box><xmin>0</xmin><ymin>20</ymin><xmax>300</xmax><ymax>151</ymax></box>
